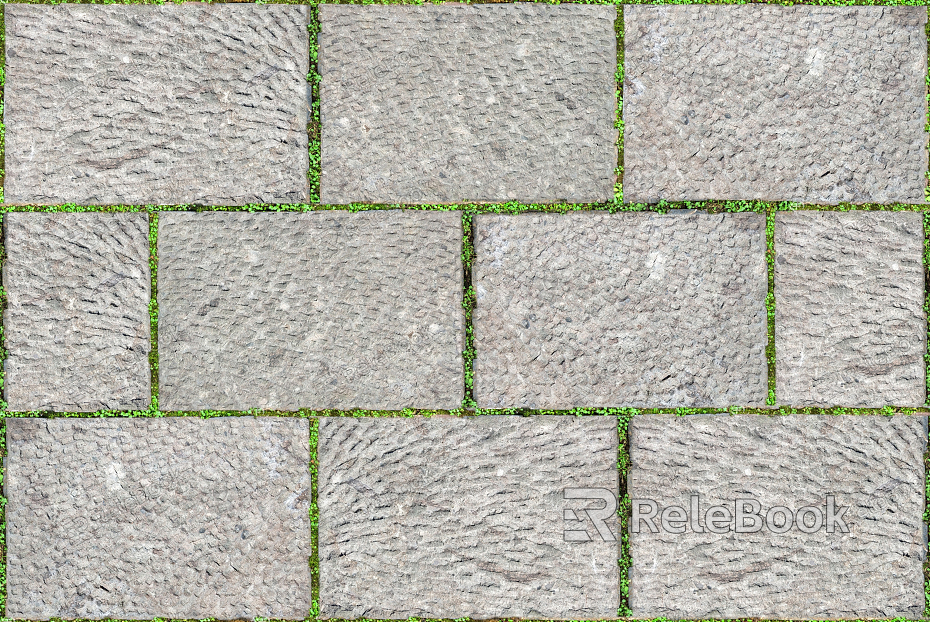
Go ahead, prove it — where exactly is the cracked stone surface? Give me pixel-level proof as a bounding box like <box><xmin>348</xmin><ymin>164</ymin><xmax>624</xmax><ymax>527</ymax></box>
<box><xmin>4</xmin><ymin>4</ymin><xmax>309</xmax><ymax>205</ymax></box>
<box><xmin>319</xmin><ymin>4</ymin><xmax>617</xmax><ymax>204</ymax></box>
<box><xmin>318</xmin><ymin>415</ymin><xmax>618</xmax><ymax>619</ymax></box>
<box><xmin>628</xmin><ymin>414</ymin><xmax>926</xmax><ymax>619</ymax></box>
<box><xmin>5</xmin><ymin>417</ymin><xmax>311</xmax><ymax>620</ymax></box>
<box><xmin>3</xmin><ymin>213</ymin><xmax>151</xmax><ymax>412</ymax></box>
<box><xmin>473</xmin><ymin>212</ymin><xmax>768</xmax><ymax>409</ymax></box>
<box><xmin>158</xmin><ymin>211</ymin><xmax>464</xmax><ymax>411</ymax></box>
<box><xmin>775</xmin><ymin>211</ymin><xmax>926</xmax><ymax>406</ymax></box>
<box><xmin>623</xmin><ymin>5</ymin><xmax>927</xmax><ymax>204</ymax></box>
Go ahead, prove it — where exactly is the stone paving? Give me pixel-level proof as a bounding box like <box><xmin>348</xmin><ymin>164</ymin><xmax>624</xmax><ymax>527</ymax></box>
<box><xmin>628</xmin><ymin>414</ymin><xmax>926</xmax><ymax>619</ymax></box>
<box><xmin>319</xmin><ymin>4</ymin><xmax>617</xmax><ymax>204</ymax></box>
<box><xmin>1</xmin><ymin>3</ymin><xmax>929</xmax><ymax>622</ymax></box>
<box><xmin>4</xmin><ymin>4</ymin><xmax>310</xmax><ymax>205</ymax></box>
<box><xmin>473</xmin><ymin>212</ymin><xmax>768</xmax><ymax>409</ymax></box>
<box><xmin>5</xmin><ymin>417</ymin><xmax>311</xmax><ymax>619</ymax></box>
<box><xmin>318</xmin><ymin>415</ymin><xmax>618</xmax><ymax>620</ymax></box>
<box><xmin>624</xmin><ymin>5</ymin><xmax>928</xmax><ymax>204</ymax></box>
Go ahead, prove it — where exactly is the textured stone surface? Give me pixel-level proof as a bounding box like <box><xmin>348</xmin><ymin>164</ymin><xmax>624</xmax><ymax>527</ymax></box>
<box><xmin>158</xmin><ymin>211</ymin><xmax>463</xmax><ymax>411</ymax></box>
<box><xmin>473</xmin><ymin>212</ymin><xmax>767</xmax><ymax>408</ymax></box>
<box><xmin>628</xmin><ymin>414</ymin><xmax>926</xmax><ymax>619</ymax></box>
<box><xmin>623</xmin><ymin>6</ymin><xmax>927</xmax><ymax>204</ymax></box>
<box><xmin>319</xmin><ymin>4</ymin><xmax>617</xmax><ymax>204</ymax></box>
<box><xmin>3</xmin><ymin>213</ymin><xmax>151</xmax><ymax>412</ymax></box>
<box><xmin>5</xmin><ymin>417</ymin><xmax>311</xmax><ymax>620</ymax></box>
<box><xmin>4</xmin><ymin>4</ymin><xmax>308</xmax><ymax>205</ymax></box>
<box><xmin>775</xmin><ymin>211</ymin><xmax>926</xmax><ymax>406</ymax></box>
<box><xmin>318</xmin><ymin>416</ymin><xmax>618</xmax><ymax>619</ymax></box>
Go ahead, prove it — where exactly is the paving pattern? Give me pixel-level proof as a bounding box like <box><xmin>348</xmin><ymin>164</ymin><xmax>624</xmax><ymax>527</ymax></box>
<box><xmin>1</xmin><ymin>3</ymin><xmax>930</xmax><ymax>621</ymax></box>
<box><xmin>5</xmin><ymin>417</ymin><xmax>311</xmax><ymax>619</ymax></box>
<box><xmin>157</xmin><ymin>210</ymin><xmax>464</xmax><ymax>411</ymax></box>
<box><xmin>628</xmin><ymin>414</ymin><xmax>926</xmax><ymax>619</ymax></box>
<box><xmin>319</xmin><ymin>4</ymin><xmax>617</xmax><ymax>204</ymax></box>
<box><xmin>3</xmin><ymin>213</ymin><xmax>151</xmax><ymax>412</ymax></box>
<box><xmin>775</xmin><ymin>211</ymin><xmax>926</xmax><ymax>407</ymax></box>
<box><xmin>4</xmin><ymin>4</ymin><xmax>309</xmax><ymax>205</ymax></box>
<box><xmin>624</xmin><ymin>5</ymin><xmax>927</xmax><ymax>204</ymax></box>
<box><xmin>473</xmin><ymin>212</ymin><xmax>768</xmax><ymax>408</ymax></box>
<box><xmin>318</xmin><ymin>416</ymin><xmax>618</xmax><ymax>619</ymax></box>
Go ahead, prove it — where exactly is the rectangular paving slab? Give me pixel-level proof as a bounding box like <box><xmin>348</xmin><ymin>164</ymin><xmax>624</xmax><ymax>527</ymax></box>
<box><xmin>628</xmin><ymin>414</ymin><xmax>926</xmax><ymax>619</ymax></box>
<box><xmin>3</xmin><ymin>213</ymin><xmax>151</xmax><ymax>412</ymax></box>
<box><xmin>775</xmin><ymin>211</ymin><xmax>925</xmax><ymax>406</ymax></box>
<box><xmin>319</xmin><ymin>4</ymin><xmax>617</xmax><ymax>204</ymax></box>
<box><xmin>473</xmin><ymin>212</ymin><xmax>768</xmax><ymax>409</ymax></box>
<box><xmin>4</xmin><ymin>4</ymin><xmax>309</xmax><ymax>205</ymax></box>
<box><xmin>623</xmin><ymin>6</ymin><xmax>927</xmax><ymax>204</ymax></box>
<box><xmin>157</xmin><ymin>211</ymin><xmax>463</xmax><ymax>411</ymax></box>
<box><xmin>318</xmin><ymin>415</ymin><xmax>618</xmax><ymax>619</ymax></box>
<box><xmin>5</xmin><ymin>417</ymin><xmax>311</xmax><ymax>620</ymax></box>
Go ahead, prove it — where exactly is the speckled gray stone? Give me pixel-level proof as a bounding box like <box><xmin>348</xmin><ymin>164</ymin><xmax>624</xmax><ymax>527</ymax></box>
<box><xmin>623</xmin><ymin>5</ymin><xmax>927</xmax><ymax>204</ymax></box>
<box><xmin>473</xmin><ymin>212</ymin><xmax>768</xmax><ymax>409</ymax></box>
<box><xmin>3</xmin><ymin>213</ymin><xmax>151</xmax><ymax>412</ymax></box>
<box><xmin>4</xmin><ymin>4</ymin><xmax>309</xmax><ymax>205</ymax></box>
<box><xmin>158</xmin><ymin>211</ymin><xmax>464</xmax><ymax>411</ymax></box>
<box><xmin>628</xmin><ymin>414</ymin><xmax>926</xmax><ymax>619</ymax></box>
<box><xmin>319</xmin><ymin>4</ymin><xmax>617</xmax><ymax>204</ymax></box>
<box><xmin>775</xmin><ymin>211</ymin><xmax>926</xmax><ymax>407</ymax></box>
<box><xmin>318</xmin><ymin>415</ymin><xmax>618</xmax><ymax>619</ymax></box>
<box><xmin>5</xmin><ymin>417</ymin><xmax>311</xmax><ymax>620</ymax></box>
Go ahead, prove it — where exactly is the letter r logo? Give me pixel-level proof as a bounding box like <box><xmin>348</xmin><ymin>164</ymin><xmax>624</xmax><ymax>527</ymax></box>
<box><xmin>563</xmin><ymin>488</ymin><xmax>618</xmax><ymax>542</ymax></box>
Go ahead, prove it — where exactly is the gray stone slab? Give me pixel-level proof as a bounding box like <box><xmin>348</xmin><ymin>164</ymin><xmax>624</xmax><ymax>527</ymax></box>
<box><xmin>3</xmin><ymin>213</ymin><xmax>151</xmax><ymax>412</ymax></box>
<box><xmin>623</xmin><ymin>6</ymin><xmax>927</xmax><ymax>204</ymax></box>
<box><xmin>319</xmin><ymin>4</ymin><xmax>617</xmax><ymax>204</ymax></box>
<box><xmin>473</xmin><ymin>212</ymin><xmax>768</xmax><ymax>409</ymax></box>
<box><xmin>5</xmin><ymin>416</ymin><xmax>311</xmax><ymax>619</ymax></box>
<box><xmin>158</xmin><ymin>211</ymin><xmax>464</xmax><ymax>411</ymax></box>
<box><xmin>775</xmin><ymin>211</ymin><xmax>926</xmax><ymax>406</ymax></box>
<box><xmin>628</xmin><ymin>414</ymin><xmax>926</xmax><ymax>619</ymax></box>
<box><xmin>4</xmin><ymin>4</ymin><xmax>308</xmax><ymax>205</ymax></box>
<box><xmin>318</xmin><ymin>415</ymin><xmax>618</xmax><ymax>619</ymax></box>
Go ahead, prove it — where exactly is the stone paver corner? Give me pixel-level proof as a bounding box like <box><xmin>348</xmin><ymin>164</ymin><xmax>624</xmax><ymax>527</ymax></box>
<box><xmin>3</xmin><ymin>212</ymin><xmax>151</xmax><ymax>412</ymax></box>
<box><xmin>629</xmin><ymin>414</ymin><xmax>926</xmax><ymax>619</ymax></box>
<box><xmin>319</xmin><ymin>3</ymin><xmax>617</xmax><ymax>204</ymax></box>
<box><xmin>5</xmin><ymin>417</ymin><xmax>311</xmax><ymax>620</ymax></box>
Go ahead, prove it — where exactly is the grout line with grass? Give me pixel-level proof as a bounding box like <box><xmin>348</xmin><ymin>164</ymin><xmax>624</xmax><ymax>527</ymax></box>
<box><xmin>766</xmin><ymin>209</ymin><xmax>776</xmax><ymax>406</ymax></box>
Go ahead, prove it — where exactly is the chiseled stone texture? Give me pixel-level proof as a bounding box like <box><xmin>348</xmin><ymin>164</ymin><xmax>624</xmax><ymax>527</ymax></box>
<box><xmin>319</xmin><ymin>4</ymin><xmax>617</xmax><ymax>204</ymax></box>
<box><xmin>623</xmin><ymin>6</ymin><xmax>927</xmax><ymax>204</ymax></box>
<box><xmin>158</xmin><ymin>211</ymin><xmax>463</xmax><ymax>411</ymax></box>
<box><xmin>5</xmin><ymin>417</ymin><xmax>311</xmax><ymax>620</ymax></box>
<box><xmin>628</xmin><ymin>414</ymin><xmax>926</xmax><ymax>619</ymax></box>
<box><xmin>3</xmin><ymin>213</ymin><xmax>150</xmax><ymax>412</ymax></box>
<box><xmin>318</xmin><ymin>416</ymin><xmax>618</xmax><ymax>619</ymax></box>
<box><xmin>473</xmin><ymin>212</ymin><xmax>767</xmax><ymax>409</ymax></box>
<box><xmin>4</xmin><ymin>4</ymin><xmax>308</xmax><ymax>205</ymax></box>
<box><xmin>776</xmin><ymin>211</ymin><xmax>926</xmax><ymax>406</ymax></box>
